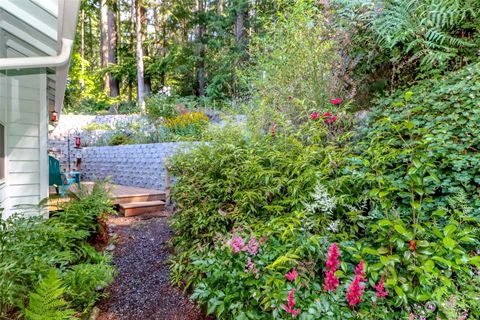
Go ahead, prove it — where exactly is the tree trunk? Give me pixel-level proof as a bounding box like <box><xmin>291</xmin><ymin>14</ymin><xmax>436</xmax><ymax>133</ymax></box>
<box><xmin>141</xmin><ymin>4</ymin><xmax>152</xmax><ymax>95</ymax></box>
<box><xmin>100</xmin><ymin>0</ymin><xmax>109</xmax><ymax>92</ymax></box>
<box><xmin>195</xmin><ymin>0</ymin><xmax>206</xmax><ymax>97</ymax></box>
<box><xmin>108</xmin><ymin>3</ymin><xmax>120</xmax><ymax>108</ymax></box>
<box><xmin>80</xmin><ymin>9</ymin><xmax>85</xmax><ymax>88</ymax></box>
<box><xmin>135</xmin><ymin>0</ymin><xmax>146</xmax><ymax>112</ymax></box>
<box><xmin>88</xmin><ymin>14</ymin><xmax>94</xmax><ymax>71</ymax></box>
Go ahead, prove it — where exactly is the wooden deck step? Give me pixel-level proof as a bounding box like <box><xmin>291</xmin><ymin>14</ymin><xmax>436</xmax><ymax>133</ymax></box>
<box><xmin>114</xmin><ymin>192</ymin><xmax>166</xmax><ymax>205</ymax></box>
<box><xmin>119</xmin><ymin>200</ymin><xmax>166</xmax><ymax>217</ymax></box>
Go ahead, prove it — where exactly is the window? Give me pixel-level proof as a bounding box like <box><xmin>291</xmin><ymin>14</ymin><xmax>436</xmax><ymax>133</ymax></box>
<box><xmin>0</xmin><ymin>123</ymin><xmax>4</xmax><ymax>181</ymax></box>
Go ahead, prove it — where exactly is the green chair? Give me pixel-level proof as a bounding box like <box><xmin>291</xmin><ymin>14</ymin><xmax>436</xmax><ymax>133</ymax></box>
<box><xmin>49</xmin><ymin>156</ymin><xmax>77</xmax><ymax>197</ymax></box>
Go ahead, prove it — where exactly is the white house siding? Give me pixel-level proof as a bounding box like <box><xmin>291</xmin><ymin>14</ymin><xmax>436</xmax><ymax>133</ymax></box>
<box><xmin>0</xmin><ymin>69</ymin><xmax>48</xmax><ymax>218</ymax></box>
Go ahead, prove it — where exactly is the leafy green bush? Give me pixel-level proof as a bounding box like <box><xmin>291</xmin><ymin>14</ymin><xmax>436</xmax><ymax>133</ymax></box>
<box><xmin>0</xmin><ymin>182</ymin><xmax>115</xmax><ymax>318</ymax></box>
<box><xmin>63</xmin><ymin>263</ymin><xmax>115</xmax><ymax>310</ymax></box>
<box><xmin>242</xmin><ymin>0</ymin><xmax>337</xmax><ymax>126</ymax></box>
<box><xmin>145</xmin><ymin>92</ymin><xmax>179</xmax><ymax>120</ymax></box>
<box><xmin>168</xmin><ymin>64</ymin><xmax>480</xmax><ymax>319</ymax></box>
<box><xmin>108</xmin><ymin>133</ymin><xmax>131</xmax><ymax>146</ymax></box>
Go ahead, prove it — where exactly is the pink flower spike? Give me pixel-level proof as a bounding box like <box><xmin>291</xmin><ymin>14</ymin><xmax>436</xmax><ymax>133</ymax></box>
<box><xmin>331</xmin><ymin>98</ymin><xmax>342</xmax><ymax>105</ymax></box>
<box><xmin>323</xmin><ymin>243</ymin><xmax>341</xmax><ymax>291</ymax></box>
<box><xmin>410</xmin><ymin>313</ymin><xmax>415</xmax><ymax>320</ymax></box>
<box><xmin>287</xmin><ymin>289</ymin><xmax>296</xmax><ymax>308</ymax></box>
<box><xmin>323</xmin><ymin>111</ymin><xmax>331</xmax><ymax>118</ymax></box>
<box><xmin>354</xmin><ymin>260</ymin><xmax>366</xmax><ymax>282</ymax></box>
<box><xmin>311</xmin><ymin>112</ymin><xmax>319</xmax><ymax>120</ymax></box>
<box><xmin>245</xmin><ymin>257</ymin><xmax>254</xmax><ymax>272</ymax></box>
<box><xmin>346</xmin><ymin>275</ymin><xmax>364</xmax><ymax>306</ymax></box>
<box><xmin>230</xmin><ymin>234</ymin><xmax>244</xmax><ymax>254</ymax></box>
<box><xmin>285</xmin><ymin>268</ymin><xmax>298</xmax><ymax>282</ymax></box>
<box><xmin>282</xmin><ymin>290</ymin><xmax>301</xmax><ymax>317</ymax></box>
<box><xmin>323</xmin><ymin>269</ymin><xmax>339</xmax><ymax>291</ymax></box>
<box><xmin>374</xmin><ymin>274</ymin><xmax>388</xmax><ymax>298</ymax></box>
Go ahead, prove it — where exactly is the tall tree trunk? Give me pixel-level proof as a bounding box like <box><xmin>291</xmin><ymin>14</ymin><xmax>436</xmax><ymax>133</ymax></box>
<box><xmin>80</xmin><ymin>9</ymin><xmax>85</xmax><ymax>88</ymax></box>
<box><xmin>135</xmin><ymin>0</ymin><xmax>146</xmax><ymax>112</ymax></box>
<box><xmin>108</xmin><ymin>3</ymin><xmax>120</xmax><ymax>102</ymax></box>
<box><xmin>233</xmin><ymin>0</ymin><xmax>248</xmax><ymax>96</ymax></box>
<box><xmin>88</xmin><ymin>14</ymin><xmax>94</xmax><ymax>71</ymax></box>
<box><xmin>195</xmin><ymin>0</ymin><xmax>206</xmax><ymax>97</ymax></box>
<box><xmin>100</xmin><ymin>0</ymin><xmax>109</xmax><ymax>92</ymax></box>
<box><xmin>141</xmin><ymin>4</ymin><xmax>152</xmax><ymax>94</ymax></box>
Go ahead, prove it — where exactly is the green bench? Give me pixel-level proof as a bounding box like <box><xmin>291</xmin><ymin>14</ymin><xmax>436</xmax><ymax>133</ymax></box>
<box><xmin>48</xmin><ymin>156</ymin><xmax>81</xmax><ymax>197</ymax></box>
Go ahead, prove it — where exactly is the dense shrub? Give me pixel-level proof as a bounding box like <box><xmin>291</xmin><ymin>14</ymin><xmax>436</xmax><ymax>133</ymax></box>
<box><xmin>168</xmin><ymin>64</ymin><xmax>480</xmax><ymax>319</ymax></box>
<box><xmin>0</xmin><ymin>182</ymin><xmax>116</xmax><ymax>318</ymax></box>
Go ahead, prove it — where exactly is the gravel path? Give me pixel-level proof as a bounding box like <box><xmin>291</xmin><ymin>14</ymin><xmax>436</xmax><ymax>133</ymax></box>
<box><xmin>96</xmin><ymin>216</ymin><xmax>206</xmax><ymax>320</ymax></box>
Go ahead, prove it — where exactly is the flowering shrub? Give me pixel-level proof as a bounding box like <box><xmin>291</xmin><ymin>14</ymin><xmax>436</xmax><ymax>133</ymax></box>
<box><xmin>164</xmin><ymin>111</ymin><xmax>209</xmax><ymax>137</ymax></box>
<box><xmin>169</xmin><ymin>64</ymin><xmax>480</xmax><ymax>319</ymax></box>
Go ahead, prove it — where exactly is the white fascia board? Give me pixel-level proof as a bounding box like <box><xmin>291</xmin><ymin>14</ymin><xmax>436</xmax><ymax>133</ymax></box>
<box><xmin>55</xmin><ymin>0</ymin><xmax>81</xmax><ymax>113</ymax></box>
<box><xmin>0</xmin><ymin>20</ymin><xmax>57</xmax><ymax>56</ymax></box>
<box><xmin>1</xmin><ymin>0</ymin><xmax>57</xmax><ymax>40</ymax></box>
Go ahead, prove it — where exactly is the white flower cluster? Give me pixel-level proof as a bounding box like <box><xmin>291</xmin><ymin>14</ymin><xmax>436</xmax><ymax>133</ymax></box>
<box><xmin>160</xmin><ymin>86</ymin><xmax>171</xmax><ymax>97</ymax></box>
<box><xmin>304</xmin><ymin>182</ymin><xmax>337</xmax><ymax>215</ymax></box>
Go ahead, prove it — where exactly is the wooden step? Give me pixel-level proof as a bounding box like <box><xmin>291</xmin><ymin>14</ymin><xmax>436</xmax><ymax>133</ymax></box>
<box><xmin>114</xmin><ymin>192</ymin><xmax>166</xmax><ymax>205</ymax></box>
<box><xmin>119</xmin><ymin>200</ymin><xmax>166</xmax><ymax>217</ymax></box>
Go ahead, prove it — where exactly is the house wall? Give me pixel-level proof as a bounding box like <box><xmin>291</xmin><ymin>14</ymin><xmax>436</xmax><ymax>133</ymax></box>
<box><xmin>0</xmin><ymin>69</ymin><xmax>47</xmax><ymax>218</ymax></box>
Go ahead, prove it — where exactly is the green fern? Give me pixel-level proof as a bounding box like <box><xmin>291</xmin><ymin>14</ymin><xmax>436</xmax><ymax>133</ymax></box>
<box><xmin>23</xmin><ymin>269</ymin><xmax>75</xmax><ymax>320</ymax></box>
<box><xmin>373</xmin><ymin>0</ymin><xmax>479</xmax><ymax>75</ymax></box>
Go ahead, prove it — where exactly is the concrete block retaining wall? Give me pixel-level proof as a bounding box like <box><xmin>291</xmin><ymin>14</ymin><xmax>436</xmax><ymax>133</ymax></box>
<box><xmin>48</xmin><ymin>115</ymin><xmax>141</xmax><ymax>170</ymax></box>
<box><xmin>80</xmin><ymin>142</ymin><xmax>194</xmax><ymax>190</ymax></box>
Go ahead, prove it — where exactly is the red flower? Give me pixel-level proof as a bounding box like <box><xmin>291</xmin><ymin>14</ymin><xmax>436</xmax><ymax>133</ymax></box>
<box><xmin>285</xmin><ymin>268</ymin><xmax>298</xmax><ymax>282</ymax></box>
<box><xmin>374</xmin><ymin>274</ymin><xmax>388</xmax><ymax>298</ymax></box>
<box><xmin>347</xmin><ymin>260</ymin><xmax>366</xmax><ymax>306</ymax></box>
<box><xmin>331</xmin><ymin>98</ymin><xmax>342</xmax><ymax>105</ymax></box>
<box><xmin>323</xmin><ymin>269</ymin><xmax>340</xmax><ymax>291</ymax></box>
<box><xmin>323</xmin><ymin>111</ymin><xmax>331</xmax><ymax>118</ymax></box>
<box><xmin>354</xmin><ymin>259</ymin><xmax>366</xmax><ymax>282</ymax></box>
<box><xmin>281</xmin><ymin>289</ymin><xmax>301</xmax><ymax>317</ymax></box>
<box><xmin>331</xmin><ymin>115</ymin><xmax>337</xmax><ymax>122</ymax></box>
<box><xmin>409</xmin><ymin>240</ymin><xmax>416</xmax><ymax>251</ymax></box>
<box><xmin>311</xmin><ymin>112</ymin><xmax>319</xmax><ymax>120</ymax></box>
<box><xmin>325</xmin><ymin>243</ymin><xmax>340</xmax><ymax>270</ymax></box>
<box><xmin>346</xmin><ymin>275</ymin><xmax>364</xmax><ymax>306</ymax></box>
<box><xmin>323</xmin><ymin>243</ymin><xmax>341</xmax><ymax>291</ymax></box>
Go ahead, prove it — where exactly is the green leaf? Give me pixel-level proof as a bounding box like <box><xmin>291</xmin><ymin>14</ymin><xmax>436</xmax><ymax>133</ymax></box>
<box><xmin>442</xmin><ymin>237</ymin><xmax>457</xmax><ymax>250</ymax></box>
<box><xmin>443</xmin><ymin>224</ymin><xmax>457</xmax><ymax>236</ymax></box>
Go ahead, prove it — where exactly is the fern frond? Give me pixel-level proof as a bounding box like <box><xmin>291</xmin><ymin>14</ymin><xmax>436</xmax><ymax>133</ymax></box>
<box><xmin>23</xmin><ymin>269</ymin><xmax>75</xmax><ymax>320</ymax></box>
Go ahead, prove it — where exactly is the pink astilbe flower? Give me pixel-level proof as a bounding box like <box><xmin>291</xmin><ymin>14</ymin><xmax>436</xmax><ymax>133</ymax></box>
<box><xmin>331</xmin><ymin>98</ymin><xmax>342</xmax><ymax>105</ymax></box>
<box><xmin>410</xmin><ymin>313</ymin><xmax>415</xmax><ymax>320</ymax></box>
<box><xmin>346</xmin><ymin>260</ymin><xmax>366</xmax><ymax>306</ymax></box>
<box><xmin>285</xmin><ymin>268</ymin><xmax>298</xmax><ymax>282</ymax></box>
<box><xmin>311</xmin><ymin>112</ymin><xmax>319</xmax><ymax>120</ymax></box>
<box><xmin>346</xmin><ymin>275</ymin><xmax>364</xmax><ymax>306</ymax></box>
<box><xmin>230</xmin><ymin>234</ymin><xmax>244</xmax><ymax>253</ymax></box>
<box><xmin>245</xmin><ymin>257</ymin><xmax>254</xmax><ymax>272</ymax></box>
<box><xmin>243</xmin><ymin>236</ymin><xmax>259</xmax><ymax>255</ymax></box>
<box><xmin>354</xmin><ymin>260</ymin><xmax>366</xmax><ymax>282</ymax></box>
<box><xmin>323</xmin><ymin>243</ymin><xmax>341</xmax><ymax>291</ymax></box>
<box><xmin>374</xmin><ymin>274</ymin><xmax>388</xmax><ymax>298</ymax></box>
<box><xmin>323</xmin><ymin>270</ymin><xmax>340</xmax><ymax>291</ymax></box>
<box><xmin>281</xmin><ymin>289</ymin><xmax>301</xmax><ymax>317</ymax></box>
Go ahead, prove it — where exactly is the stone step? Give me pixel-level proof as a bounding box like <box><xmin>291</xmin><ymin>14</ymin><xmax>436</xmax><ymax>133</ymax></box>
<box><xmin>119</xmin><ymin>200</ymin><xmax>166</xmax><ymax>217</ymax></box>
<box><xmin>113</xmin><ymin>192</ymin><xmax>166</xmax><ymax>205</ymax></box>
